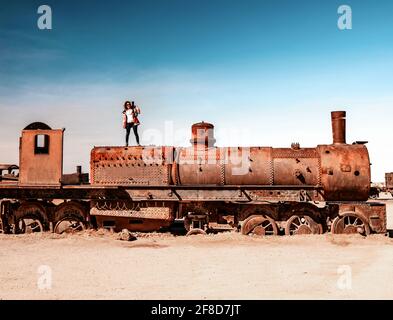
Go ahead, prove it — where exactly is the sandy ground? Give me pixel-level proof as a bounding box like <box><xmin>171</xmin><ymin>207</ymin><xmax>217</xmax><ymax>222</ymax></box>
<box><xmin>0</xmin><ymin>201</ymin><xmax>393</xmax><ymax>300</ymax></box>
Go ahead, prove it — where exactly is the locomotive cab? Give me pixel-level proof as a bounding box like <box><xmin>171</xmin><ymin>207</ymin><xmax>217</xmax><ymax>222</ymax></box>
<box><xmin>19</xmin><ymin>122</ymin><xmax>64</xmax><ymax>186</ymax></box>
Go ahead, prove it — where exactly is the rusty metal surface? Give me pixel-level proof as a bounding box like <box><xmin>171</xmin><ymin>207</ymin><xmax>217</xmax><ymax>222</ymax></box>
<box><xmin>174</xmin><ymin>189</ymin><xmax>248</xmax><ymax>201</ymax></box>
<box><xmin>173</xmin><ymin>147</ymin><xmax>222</xmax><ymax>185</ymax></box>
<box><xmin>61</xmin><ymin>173</ymin><xmax>89</xmax><ymax>185</ymax></box>
<box><xmin>224</xmin><ymin>147</ymin><xmax>272</xmax><ymax>185</ymax></box>
<box><xmin>386</xmin><ymin>173</ymin><xmax>393</xmax><ymax>190</ymax></box>
<box><xmin>272</xmin><ymin>148</ymin><xmax>319</xmax><ymax>186</ymax></box>
<box><xmin>174</xmin><ymin>146</ymin><xmax>320</xmax><ymax>186</ymax></box>
<box><xmin>61</xmin><ymin>165</ymin><xmax>89</xmax><ymax>185</ymax></box>
<box><xmin>89</xmin><ymin>112</ymin><xmax>371</xmax><ymax>204</ymax></box>
<box><xmin>91</xmin><ymin>146</ymin><xmax>173</xmax><ymax>185</ymax></box>
<box><xmin>248</xmin><ymin>189</ymin><xmax>323</xmax><ymax>202</ymax></box>
<box><xmin>331</xmin><ymin>111</ymin><xmax>346</xmax><ymax>144</ymax></box>
<box><xmin>367</xmin><ymin>202</ymin><xmax>387</xmax><ymax>233</ymax></box>
<box><xmin>190</xmin><ymin>121</ymin><xmax>216</xmax><ymax>147</ymax></box>
<box><xmin>94</xmin><ymin>216</ymin><xmax>172</xmax><ymax>232</ymax></box>
<box><xmin>91</xmin><ymin>201</ymin><xmax>172</xmax><ymax>220</ymax></box>
<box><xmin>19</xmin><ymin>124</ymin><xmax>64</xmax><ymax>186</ymax></box>
<box><xmin>318</xmin><ymin>144</ymin><xmax>370</xmax><ymax>201</ymax></box>
<box><xmin>334</xmin><ymin>202</ymin><xmax>386</xmax><ymax>234</ymax></box>
<box><xmin>0</xmin><ymin>184</ymin><xmax>324</xmax><ymax>202</ymax></box>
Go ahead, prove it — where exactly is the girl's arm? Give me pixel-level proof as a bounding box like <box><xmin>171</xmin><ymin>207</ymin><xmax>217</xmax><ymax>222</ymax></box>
<box><xmin>122</xmin><ymin>113</ymin><xmax>127</xmax><ymax>128</ymax></box>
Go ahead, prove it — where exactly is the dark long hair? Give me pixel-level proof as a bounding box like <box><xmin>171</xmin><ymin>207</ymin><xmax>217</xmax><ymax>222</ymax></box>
<box><xmin>123</xmin><ymin>100</ymin><xmax>132</xmax><ymax>112</ymax></box>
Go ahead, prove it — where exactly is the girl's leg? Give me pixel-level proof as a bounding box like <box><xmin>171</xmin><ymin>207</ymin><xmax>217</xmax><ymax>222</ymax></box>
<box><xmin>125</xmin><ymin>123</ymin><xmax>131</xmax><ymax>146</ymax></box>
<box><xmin>133</xmin><ymin>124</ymin><xmax>140</xmax><ymax>145</ymax></box>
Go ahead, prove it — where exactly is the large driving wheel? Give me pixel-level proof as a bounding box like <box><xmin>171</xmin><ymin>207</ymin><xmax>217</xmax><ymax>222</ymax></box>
<box><xmin>54</xmin><ymin>216</ymin><xmax>86</xmax><ymax>234</ymax></box>
<box><xmin>16</xmin><ymin>217</ymin><xmax>43</xmax><ymax>234</ymax></box>
<box><xmin>285</xmin><ymin>215</ymin><xmax>322</xmax><ymax>235</ymax></box>
<box><xmin>241</xmin><ymin>215</ymin><xmax>278</xmax><ymax>236</ymax></box>
<box><xmin>54</xmin><ymin>202</ymin><xmax>87</xmax><ymax>234</ymax></box>
<box><xmin>14</xmin><ymin>203</ymin><xmax>46</xmax><ymax>234</ymax></box>
<box><xmin>331</xmin><ymin>212</ymin><xmax>370</xmax><ymax>236</ymax></box>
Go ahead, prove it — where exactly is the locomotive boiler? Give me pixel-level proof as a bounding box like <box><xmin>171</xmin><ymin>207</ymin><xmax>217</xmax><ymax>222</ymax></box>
<box><xmin>0</xmin><ymin>111</ymin><xmax>387</xmax><ymax>236</ymax></box>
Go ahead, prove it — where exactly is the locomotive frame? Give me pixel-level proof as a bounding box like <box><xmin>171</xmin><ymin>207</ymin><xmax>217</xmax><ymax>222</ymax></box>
<box><xmin>0</xmin><ymin>111</ymin><xmax>387</xmax><ymax>236</ymax></box>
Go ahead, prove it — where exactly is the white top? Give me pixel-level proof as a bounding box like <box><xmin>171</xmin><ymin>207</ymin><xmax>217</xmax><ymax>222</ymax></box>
<box><xmin>125</xmin><ymin>109</ymin><xmax>134</xmax><ymax>123</ymax></box>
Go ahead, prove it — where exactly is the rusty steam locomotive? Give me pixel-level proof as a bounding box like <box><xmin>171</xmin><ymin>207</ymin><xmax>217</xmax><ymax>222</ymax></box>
<box><xmin>0</xmin><ymin>111</ymin><xmax>387</xmax><ymax>236</ymax></box>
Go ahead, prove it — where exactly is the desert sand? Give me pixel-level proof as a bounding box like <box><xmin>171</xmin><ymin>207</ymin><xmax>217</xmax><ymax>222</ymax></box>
<box><xmin>0</xmin><ymin>201</ymin><xmax>392</xmax><ymax>300</ymax></box>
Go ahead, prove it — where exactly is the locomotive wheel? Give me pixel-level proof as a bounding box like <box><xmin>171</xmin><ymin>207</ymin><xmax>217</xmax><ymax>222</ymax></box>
<box><xmin>54</xmin><ymin>216</ymin><xmax>86</xmax><ymax>234</ymax></box>
<box><xmin>15</xmin><ymin>217</ymin><xmax>44</xmax><ymax>234</ymax></box>
<box><xmin>241</xmin><ymin>215</ymin><xmax>278</xmax><ymax>236</ymax></box>
<box><xmin>331</xmin><ymin>212</ymin><xmax>370</xmax><ymax>236</ymax></box>
<box><xmin>186</xmin><ymin>228</ymin><xmax>207</xmax><ymax>236</ymax></box>
<box><xmin>285</xmin><ymin>215</ymin><xmax>322</xmax><ymax>236</ymax></box>
<box><xmin>54</xmin><ymin>202</ymin><xmax>87</xmax><ymax>234</ymax></box>
<box><xmin>14</xmin><ymin>203</ymin><xmax>46</xmax><ymax>234</ymax></box>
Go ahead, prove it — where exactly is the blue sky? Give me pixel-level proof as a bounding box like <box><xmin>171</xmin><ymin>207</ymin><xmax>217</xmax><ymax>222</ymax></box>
<box><xmin>0</xmin><ymin>0</ymin><xmax>392</xmax><ymax>181</ymax></box>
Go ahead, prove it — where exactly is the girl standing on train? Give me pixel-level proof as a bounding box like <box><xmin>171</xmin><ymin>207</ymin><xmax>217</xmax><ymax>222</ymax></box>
<box><xmin>122</xmin><ymin>101</ymin><xmax>141</xmax><ymax>146</ymax></box>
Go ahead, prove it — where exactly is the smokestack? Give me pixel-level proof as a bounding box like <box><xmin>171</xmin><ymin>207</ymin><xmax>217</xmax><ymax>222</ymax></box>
<box><xmin>331</xmin><ymin>111</ymin><xmax>346</xmax><ymax>144</ymax></box>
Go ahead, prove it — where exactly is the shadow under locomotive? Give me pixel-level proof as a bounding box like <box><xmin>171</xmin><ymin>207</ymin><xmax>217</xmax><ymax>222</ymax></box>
<box><xmin>0</xmin><ymin>111</ymin><xmax>388</xmax><ymax>237</ymax></box>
